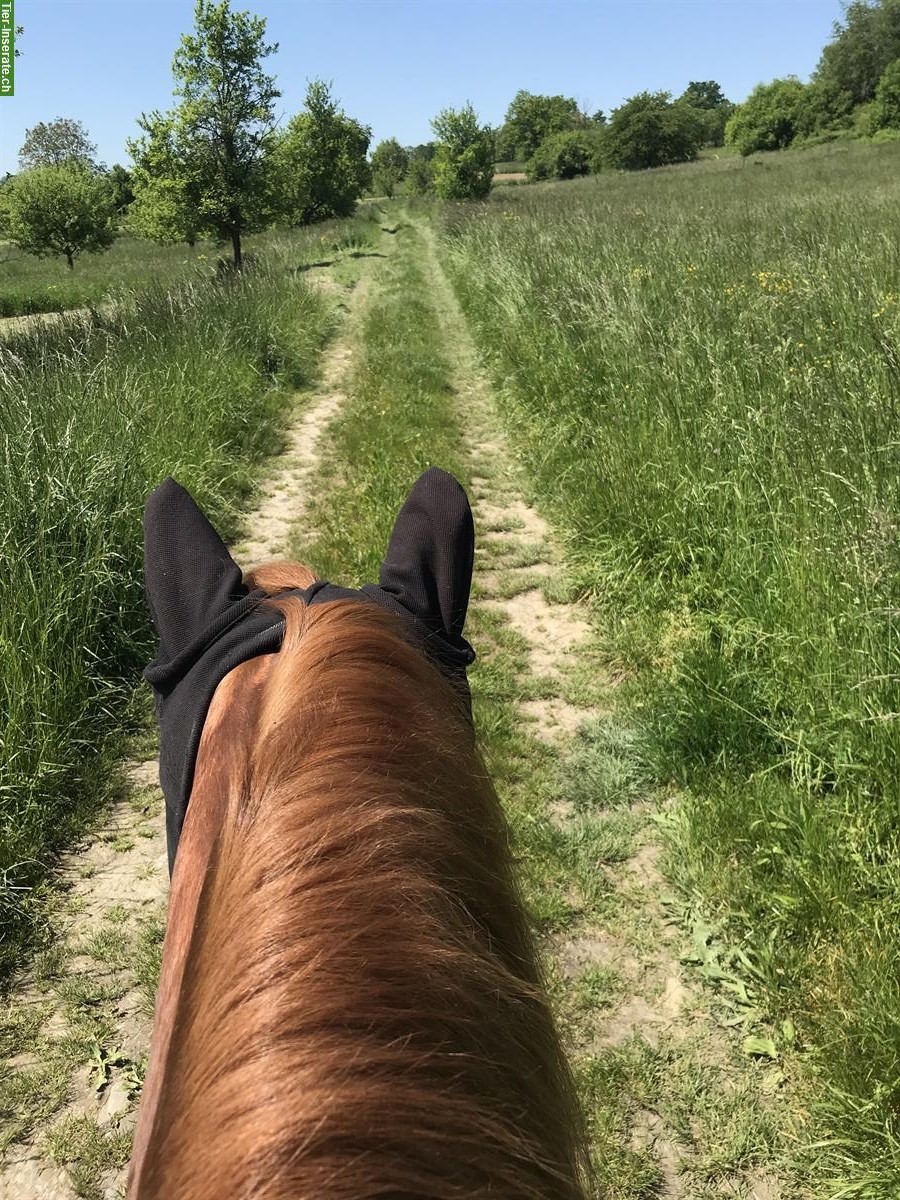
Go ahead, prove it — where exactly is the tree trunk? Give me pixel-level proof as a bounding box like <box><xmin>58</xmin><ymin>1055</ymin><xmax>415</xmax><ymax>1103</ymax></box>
<box><xmin>231</xmin><ymin>229</ymin><xmax>242</xmax><ymax>271</ymax></box>
<box><xmin>66</xmin><ymin>251</ymin><xmax>74</xmax><ymax>270</ymax></box>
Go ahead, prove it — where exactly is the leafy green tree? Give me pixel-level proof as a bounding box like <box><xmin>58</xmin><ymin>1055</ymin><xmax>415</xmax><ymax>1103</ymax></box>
<box><xmin>370</xmin><ymin>138</ymin><xmax>408</xmax><ymax>198</ymax></box>
<box><xmin>107</xmin><ymin>164</ymin><xmax>134</xmax><ymax>214</ymax></box>
<box><xmin>873</xmin><ymin>57</ymin><xmax>900</xmax><ymax>127</ymax></box>
<box><xmin>274</xmin><ymin>80</ymin><xmax>371</xmax><ymax>224</ymax></box>
<box><xmin>0</xmin><ymin>164</ymin><xmax>116</xmax><ymax>268</ymax></box>
<box><xmin>497</xmin><ymin>90</ymin><xmax>583</xmax><ymax>161</ymax></box>
<box><xmin>796</xmin><ymin>76</ymin><xmax>855</xmax><ymax>136</ymax></box>
<box><xmin>431</xmin><ymin>103</ymin><xmax>494</xmax><ymax>200</ymax></box>
<box><xmin>405</xmin><ymin>147</ymin><xmax>436</xmax><ymax>196</ymax></box>
<box><xmin>677</xmin><ymin>81</ymin><xmax>733</xmax><ymax>146</ymax></box>
<box><xmin>128</xmin><ymin>113</ymin><xmax>202</xmax><ymax>245</ymax></box>
<box><xmin>815</xmin><ymin>0</ymin><xmax>900</xmax><ymax>105</ymax></box>
<box><xmin>128</xmin><ymin>0</ymin><xmax>279</xmax><ymax>268</ymax></box>
<box><xmin>19</xmin><ymin>118</ymin><xmax>97</xmax><ymax>170</ymax></box>
<box><xmin>603</xmin><ymin>92</ymin><xmax>705</xmax><ymax>170</ymax></box>
<box><xmin>725</xmin><ymin>78</ymin><xmax>807</xmax><ymax>155</ymax></box>
<box><xmin>527</xmin><ymin>129</ymin><xmax>604</xmax><ymax>181</ymax></box>
<box><xmin>679</xmin><ymin>80</ymin><xmax>728</xmax><ymax>110</ymax></box>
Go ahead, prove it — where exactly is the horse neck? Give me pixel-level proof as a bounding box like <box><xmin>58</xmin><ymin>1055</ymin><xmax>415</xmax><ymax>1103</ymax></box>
<box><xmin>129</xmin><ymin>654</ymin><xmax>272</xmax><ymax>1195</ymax></box>
<box><xmin>130</xmin><ymin>603</ymin><xmax>587</xmax><ymax>1200</ymax></box>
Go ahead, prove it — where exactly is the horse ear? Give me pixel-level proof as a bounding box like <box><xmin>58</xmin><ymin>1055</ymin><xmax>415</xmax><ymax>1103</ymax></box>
<box><xmin>143</xmin><ymin>478</ymin><xmax>246</xmax><ymax>660</ymax></box>
<box><xmin>377</xmin><ymin>468</ymin><xmax>475</xmax><ymax>643</ymax></box>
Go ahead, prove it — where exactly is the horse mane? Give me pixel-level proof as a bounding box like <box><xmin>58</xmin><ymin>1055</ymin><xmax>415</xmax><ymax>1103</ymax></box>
<box><xmin>135</xmin><ymin>564</ymin><xmax>589</xmax><ymax>1199</ymax></box>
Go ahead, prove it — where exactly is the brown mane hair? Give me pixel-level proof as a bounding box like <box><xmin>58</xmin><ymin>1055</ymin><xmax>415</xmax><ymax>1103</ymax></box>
<box><xmin>134</xmin><ymin>564</ymin><xmax>589</xmax><ymax>1199</ymax></box>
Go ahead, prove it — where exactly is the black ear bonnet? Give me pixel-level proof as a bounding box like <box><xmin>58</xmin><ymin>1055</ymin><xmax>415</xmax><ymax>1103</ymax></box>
<box><xmin>143</xmin><ymin>469</ymin><xmax>476</xmax><ymax>872</ymax></box>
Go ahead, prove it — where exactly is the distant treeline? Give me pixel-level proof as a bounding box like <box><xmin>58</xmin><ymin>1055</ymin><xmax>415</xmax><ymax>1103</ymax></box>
<box><xmin>374</xmin><ymin>0</ymin><xmax>900</xmax><ymax>188</ymax></box>
<box><xmin>3</xmin><ymin>0</ymin><xmax>899</xmax><ymax>276</ymax></box>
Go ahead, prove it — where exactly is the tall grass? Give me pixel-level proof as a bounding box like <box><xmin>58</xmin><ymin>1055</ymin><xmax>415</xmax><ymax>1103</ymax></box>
<box><xmin>439</xmin><ymin>141</ymin><xmax>900</xmax><ymax>1194</ymax></box>
<box><xmin>0</xmin><ymin>245</ymin><xmax>330</xmax><ymax>974</ymax></box>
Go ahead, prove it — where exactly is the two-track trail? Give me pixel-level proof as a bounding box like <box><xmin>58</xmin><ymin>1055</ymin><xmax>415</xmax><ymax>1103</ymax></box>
<box><xmin>415</xmin><ymin>219</ymin><xmax>794</xmax><ymax>1200</ymax></box>
<box><xmin>0</xmin><ymin>256</ymin><xmax>379</xmax><ymax>1200</ymax></box>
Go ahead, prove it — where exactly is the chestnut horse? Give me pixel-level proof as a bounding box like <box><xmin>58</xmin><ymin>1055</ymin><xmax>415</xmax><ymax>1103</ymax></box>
<box><xmin>129</xmin><ymin>471</ymin><xmax>588</xmax><ymax>1199</ymax></box>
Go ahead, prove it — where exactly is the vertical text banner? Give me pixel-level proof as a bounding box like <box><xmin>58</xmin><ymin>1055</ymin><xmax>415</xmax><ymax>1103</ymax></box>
<box><xmin>0</xmin><ymin>0</ymin><xmax>13</xmax><ymax>97</ymax></box>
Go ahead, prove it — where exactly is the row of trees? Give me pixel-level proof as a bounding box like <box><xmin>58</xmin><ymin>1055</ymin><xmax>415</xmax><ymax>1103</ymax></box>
<box><xmin>365</xmin><ymin>82</ymin><xmax>732</xmax><ymax>200</ymax></box>
<box><xmin>725</xmin><ymin>0</ymin><xmax>900</xmax><ymax>154</ymax></box>
<box><xmin>0</xmin><ymin>1</ymin><xmax>375</xmax><ymax>269</ymax></box>
<box><xmin>5</xmin><ymin>0</ymin><xmax>899</xmax><ymax>268</ymax></box>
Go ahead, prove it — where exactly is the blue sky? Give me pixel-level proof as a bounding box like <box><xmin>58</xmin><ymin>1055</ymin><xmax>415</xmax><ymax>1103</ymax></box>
<box><xmin>0</xmin><ymin>0</ymin><xmax>841</xmax><ymax>175</ymax></box>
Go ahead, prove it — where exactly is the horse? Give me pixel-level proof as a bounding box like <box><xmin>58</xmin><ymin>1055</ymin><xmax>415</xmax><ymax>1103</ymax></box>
<box><xmin>128</xmin><ymin>468</ymin><xmax>589</xmax><ymax>1199</ymax></box>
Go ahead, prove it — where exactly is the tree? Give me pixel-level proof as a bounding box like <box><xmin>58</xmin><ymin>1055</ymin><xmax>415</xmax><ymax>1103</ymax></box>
<box><xmin>677</xmin><ymin>81</ymin><xmax>734</xmax><ymax>147</ymax></box>
<box><xmin>603</xmin><ymin>92</ymin><xmax>705</xmax><ymax>170</ymax></box>
<box><xmin>815</xmin><ymin>0</ymin><xmax>900</xmax><ymax>105</ymax></box>
<box><xmin>679</xmin><ymin>80</ymin><xmax>728</xmax><ymax>110</ymax></box>
<box><xmin>128</xmin><ymin>0</ymin><xmax>279</xmax><ymax>268</ymax></box>
<box><xmin>725</xmin><ymin>78</ymin><xmax>807</xmax><ymax>155</ymax></box>
<box><xmin>796</xmin><ymin>76</ymin><xmax>855</xmax><ymax>137</ymax></box>
<box><xmin>527</xmin><ymin>129</ymin><xmax>604</xmax><ymax>181</ymax></box>
<box><xmin>128</xmin><ymin>113</ymin><xmax>202</xmax><ymax>245</ymax></box>
<box><xmin>873</xmin><ymin>57</ymin><xmax>900</xmax><ymax>128</ymax></box>
<box><xmin>370</xmin><ymin>138</ymin><xmax>408</xmax><ymax>198</ymax></box>
<box><xmin>19</xmin><ymin>117</ymin><xmax>97</xmax><ymax>170</ymax></box>
<box><xmin>274</xmin><ymin>80</ymin><xmax>371</xmax><ymax>224</ymax></box>
<box><xmin>405</xmin><ymin>146</ymin><xmax>436</xmax><ymax>195</ymax></box>
<box><xmin>497</xmin><ymin>90</ymin><xmax>583</xmax><ymax>161</ymax></box>
<box><xmin>431</xmin><ymin>104</ymin><xmax>494</xmax><ymax>200</ymax></box>
<box><xmin>0</xmin><ymin>165</ymin><xmax>116</xmax><ymax>268</ymax></box>
<box><xmin>107</xmin><ymin>164</ymin><xmax>134</xmax><ymax>215</ymax></box>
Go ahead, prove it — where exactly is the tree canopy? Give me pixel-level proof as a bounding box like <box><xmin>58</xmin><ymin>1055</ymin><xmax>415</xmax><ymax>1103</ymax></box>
<box><xmin>604</xmin><ymin>92</ymin><xmax>705</xmax><ymax>170</ymax></box>
<box><xmin>679</xmin><ymin>81</ymin><xmax>728</xmax><ymax>110</ymax></box>
<box><xmin>274</xmin><ymin>80</ymin><xmax>370</xmax><ymax>223</ymax></box>
<box><xmin>0</xmin><ymin>164</ymin><xmax>116</xmax><ymax>268</ymax></box>
<box><xmin>497</xmin><ymin>90</ymin><xmax>583</xmax><ymax>161</ymax></box>
<box><xmin>431</xmin><ymin>104</ymin><xmax>494</xmax><ymax>200</ymax></box>
<box><xmin>128</xmin><ymin>0</ymin><xmax>279</xmax><ymax>267</ymax></box>
<box><xmin>815</xmin><ymin>0</ymin><xmax>900</xmax><ymax>105</ymax></box>
<box><xmin>873</xmin><ymin>57</ymin><xmax>900</xmax><ymax>128</ymax></box>
<box><xmin>725</xmin><ymin>78</ymin><xmax>807</xmax><ymax>155</ymax></box>
<box><xmin>19</xmin><ymin>118</ymin><xmax>98</xmax><ymax>170</ymax></box>
<box><xmin>370</xmin><ymin>138</ymin><xmax>408</xmax><ymax>198</ymax></box>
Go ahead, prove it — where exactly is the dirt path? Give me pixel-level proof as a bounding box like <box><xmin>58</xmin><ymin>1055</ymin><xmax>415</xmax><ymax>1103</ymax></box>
<box><xmin>0</xmin><ymin>261</ymin><xmax>376</xmax><ymax>1200</ymax></box>
<box><xmin>416</xmin><ymin>221</ymin><xmax>793</xmax><ymax>1199</ymax></box>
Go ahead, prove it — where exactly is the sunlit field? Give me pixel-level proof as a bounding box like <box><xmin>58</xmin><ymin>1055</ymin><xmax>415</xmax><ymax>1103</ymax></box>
<box><xmin>440</xmin><ymin>140</ymin><xmax>900</xmax><ymax>1193</ymax></box>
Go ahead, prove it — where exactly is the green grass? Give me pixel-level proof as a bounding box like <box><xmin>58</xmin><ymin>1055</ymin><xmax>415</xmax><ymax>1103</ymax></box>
<box><xmin>285</xmin><ymin>213</ymin><xmax>795</xmax><ymax>1196</ymax></box>
<box><xmin>438</xmin><ymin>137</ymin><xmax>900</xmax><ymax>1193</ymax></box>
<box><xmin>0</xmin><ymin>231</ymin><xmax>333</xmax><ymax>977</ymax></box>
<box><xmin>0</xmin><ymin>209</ymin><xmax>385</xmax><ymax>319</ymax></box>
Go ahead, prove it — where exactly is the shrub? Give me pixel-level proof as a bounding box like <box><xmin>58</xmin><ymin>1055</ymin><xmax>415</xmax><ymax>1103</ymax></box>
<box><xmin>431</xmin><ymin>103</ymin><xmax>494</xmax><ymax>201</ymax></box>
<box><xmin>603</xmin><ymin>92</ymin><xmax>705</xmax><ymax>170</ymax></box>
<box><xmin>725</xmin><ymin>78</ymin><xmax>807</xmax><ymax>155</ymax></box>
<box><xmin>527</xmin><ymin>130</ymin><xmax>603</xmax><ymax>181</ymax></box>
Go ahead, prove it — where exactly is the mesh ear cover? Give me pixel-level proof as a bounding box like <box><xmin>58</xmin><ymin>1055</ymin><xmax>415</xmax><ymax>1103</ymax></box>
<box><xmin>373</xmin><ymin>467</ymin><xmax>475</xmax><ymax>650</ymax></box>
<box><xmin>143</xmin><ymin>469</ymin><xmax>476</xmax><ymax>871</ymax></box>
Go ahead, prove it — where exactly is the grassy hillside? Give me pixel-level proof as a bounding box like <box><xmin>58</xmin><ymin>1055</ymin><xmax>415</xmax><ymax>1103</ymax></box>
<box><xmin>439</xmin><ymin>139</ymin><xmax>900</xmax><ymax>1194</ymax></box>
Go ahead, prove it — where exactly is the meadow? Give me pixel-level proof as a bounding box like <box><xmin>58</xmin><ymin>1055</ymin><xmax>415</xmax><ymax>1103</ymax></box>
<box><xmin>0</xmin><ymin>236</ymin><xmax>224</xmax><ymax>318</ymax></box>
<box><xmin>440</xmin><ymin>140</ymin><xmax>900</xmax><ymax>1194</ymax></box>
<box><xmin>0</xmin><ymin>225</ymin><xmax>362</xmax><ymax>972</ymax></box>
